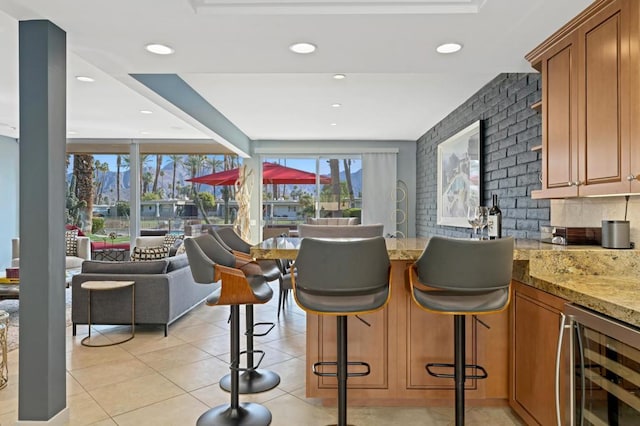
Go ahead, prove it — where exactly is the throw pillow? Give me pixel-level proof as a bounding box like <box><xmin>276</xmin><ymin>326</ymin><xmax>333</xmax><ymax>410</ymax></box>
<box><xmin>65</xmin><ymin>229</ymin><xmax>79</xmax><ymax>256</ymax></box>
<box><xmin>163</xmin><ymin>234</ymin><xmax>179</xmax><ymax>249</ymax></box>
<box><xmin>131</xmin><ymin>245</ymin><xmax>169</xmax><ymax>261</ymax></box>
<box><xmin>175</xmin><ymin>241</ymin><xmax>187</xmax><ymax>256</ymax></box>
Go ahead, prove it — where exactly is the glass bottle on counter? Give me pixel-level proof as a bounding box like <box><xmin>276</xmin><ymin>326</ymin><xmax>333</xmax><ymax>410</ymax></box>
<box><xmin>488</xmin><ymin>194</ymin><xmax>502</xmax><ymax>239</ymax></box>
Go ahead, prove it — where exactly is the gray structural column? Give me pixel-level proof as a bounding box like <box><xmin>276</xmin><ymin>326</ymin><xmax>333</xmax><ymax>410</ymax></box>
<box><xmin>18</xmin><ymin>20</ymin><xmax>68</xmax><ymax>423</ymax></box>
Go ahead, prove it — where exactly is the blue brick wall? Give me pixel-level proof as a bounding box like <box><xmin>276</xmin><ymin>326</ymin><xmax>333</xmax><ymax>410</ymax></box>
<box><xmin>416</xmin><ymin>73</ymin><xmax>550</xmax><ymax>239</ymax></box>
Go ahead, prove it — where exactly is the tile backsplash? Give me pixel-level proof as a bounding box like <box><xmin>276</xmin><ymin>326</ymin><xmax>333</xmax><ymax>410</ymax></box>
<box><xmin>550</xmin><ymin>196</ymin><xmax>640</xmax><ymax>244</ymax></box>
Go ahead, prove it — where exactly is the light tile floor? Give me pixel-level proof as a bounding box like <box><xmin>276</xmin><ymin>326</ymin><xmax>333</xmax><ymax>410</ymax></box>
<box><xmin>0</xmin><ymin>283</ymin><xmax>524</xmax><ymax>425</ymax></box>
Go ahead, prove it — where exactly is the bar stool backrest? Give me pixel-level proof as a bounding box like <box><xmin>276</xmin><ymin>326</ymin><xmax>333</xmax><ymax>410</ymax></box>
<box><xmin>294</xmin><ymin>237</ymin><xmax>390</xmax><ymax>303</ymax></box>
<box><xmin>185</xmin><ymin>234</ymin><xmax>235</xmax><ymax>284</ymax></box>
<box><xmin>215</xmin><ymin>227</ymin><xmax>252</xmax><ymax>253</ymax></box>
<box><xmin>414</xmin><ymin>237</ymin><xmax>514</xmax><ymax>292</ymax></box>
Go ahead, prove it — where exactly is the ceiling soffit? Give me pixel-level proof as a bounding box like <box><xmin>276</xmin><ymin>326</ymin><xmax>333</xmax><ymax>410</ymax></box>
<box><xmin>189</xmin><ymin>0</ymin><xmax>487</xmax><ymax>15</ymax></box>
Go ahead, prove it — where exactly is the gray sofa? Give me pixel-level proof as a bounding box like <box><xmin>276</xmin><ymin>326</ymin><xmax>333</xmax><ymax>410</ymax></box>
<box><xmin>71</xmin><ymin>255</ymin><xmax>217</xmax><ymax>336</ymax></box>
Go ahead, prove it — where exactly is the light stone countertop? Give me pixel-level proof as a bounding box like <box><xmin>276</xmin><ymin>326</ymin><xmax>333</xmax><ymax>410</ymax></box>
<box><xmin>251</xmin><ymin>237</ymin><xmax>640</xmax><ymax>328</ymax></box>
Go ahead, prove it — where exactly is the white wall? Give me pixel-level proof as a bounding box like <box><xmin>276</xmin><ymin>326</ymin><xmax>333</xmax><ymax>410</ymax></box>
<box><xmin>250</xmin><ymin>139</ymin><xmax>417</xmax><ymax>241</ymax></box>
<box><xmin>0</xmin><ymin>135</ymin><xmax>19</xmax><ymax>269</ymax></box>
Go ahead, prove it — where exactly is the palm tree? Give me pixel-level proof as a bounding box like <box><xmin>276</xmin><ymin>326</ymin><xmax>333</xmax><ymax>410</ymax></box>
<box><xmin>142</xmin><ymin>171</ymin><xmax>153</xmax><ymax>194</ymax></box>
<box><xmin>221</xmin><ymin>154</ymin><xmax>238</xmax><ymax>223</ymax></box>
<box><xmin>139</xmin><ymin>155</ymin><xmax>151</xmax><ymax>194</ymax></box>
<box><xmin>116</xmin><ymin>154</ymin><xmax>122</xmax><ymax>201</ymax></box>
<box><xmin>167</xmin><ymin>154</ymin><xmax>183</xmax><ymax>199</ymax></box>
<box><xmin>343</xmin><ymin>159</ymin><xmax>354</xmax><ymax>207</ymax></box>
<box><xmin>93</xmin><ymin>159</ymin><xmax>109</xmax><ymax>204</ymax></box>
<box><xmin>73</xmin><ymin>154</ymin><xmax>94</xmax><ymax>233</ymax></box>
<box><xmin>120</xmin><ymin>155</ymin><xmax>131</xmax><ymax>201</ymax></box>
<box><xmin>205</xmin><ymin>155</ymin><xmax>223</xmax><ymax>198</ymax></box>
<box><xmin>329</xmin><ymin>159</ymin><xmax>341</xmax><ymax>217</ymax></box>
<box><xmin>152</xmin><ymin>154</ymin><xmax>163</xmax><ymax>194</ymax></box>
<box><xmin>185</xmin><ymin>155</ymin><xmax>205</xmax><ymax>197</ymax></box>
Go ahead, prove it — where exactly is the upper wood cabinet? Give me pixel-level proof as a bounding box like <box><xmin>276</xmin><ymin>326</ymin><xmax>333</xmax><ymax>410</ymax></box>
<box><xmin>528</xmin><ymin>0</ymin><xmax>637</xmax><ymax>198</ymax></box>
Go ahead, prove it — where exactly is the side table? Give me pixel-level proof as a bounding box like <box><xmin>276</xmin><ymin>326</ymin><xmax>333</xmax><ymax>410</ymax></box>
<box><xmin>0</xmin><ymin>310</ymin><xmax>8</xmax><ymax>389</ymax></box>
<box><xmin>81</xmin><ymin>281</ymin><xmax>135</xmax><ymax>347</ymax></box>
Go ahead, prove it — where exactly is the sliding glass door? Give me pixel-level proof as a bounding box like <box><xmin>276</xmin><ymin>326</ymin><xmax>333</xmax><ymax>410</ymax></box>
<box><xmin>262</xmin><ymin>156</ymin><xmax>362</xmax><ymax>228</ymax></box>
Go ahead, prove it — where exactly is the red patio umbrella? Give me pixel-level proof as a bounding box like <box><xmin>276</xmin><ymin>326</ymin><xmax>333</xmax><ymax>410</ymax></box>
<box><xmin>187</xmin><ymin>162</ymin><xmax>331</xmax><ymax>186</ymax></box>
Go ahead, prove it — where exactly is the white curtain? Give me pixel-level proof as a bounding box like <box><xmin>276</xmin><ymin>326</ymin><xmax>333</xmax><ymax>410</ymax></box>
<box><xmin>362</xmin><ymin>152</ymin><xmax>397</xmax><ymax>236</ymax></box>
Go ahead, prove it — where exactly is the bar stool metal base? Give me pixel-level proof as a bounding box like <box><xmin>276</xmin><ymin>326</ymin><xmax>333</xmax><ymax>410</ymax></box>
<box><xmin>219</xmin><ymin>369</ymin><xmax>280</xmax><ymax>394</ymax></box>
<box><xmin>196</xmin><ymin>402</ymin><xmax>271</xmax><ymax>426</ymax></box>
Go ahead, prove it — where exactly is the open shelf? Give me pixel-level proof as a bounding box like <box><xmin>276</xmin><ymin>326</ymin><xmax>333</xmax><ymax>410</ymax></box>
<box><xmin>531</xmin><ymin>144</ymin><xmax>542</xmax><ymax>152</ymax></box>
<box><xmin>530</xmin><ymin>101</ymin><xmax>542</xmax><ymax>112</ymax></box>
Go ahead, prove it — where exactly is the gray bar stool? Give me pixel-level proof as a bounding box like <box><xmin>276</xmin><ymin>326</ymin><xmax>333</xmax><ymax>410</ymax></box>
<box><xmin>292</xmin><ymin>236</ymin><xmax>391</xmax><ymax>426</ymax></box>
<box><xmin>185</xmin><ymin>234</ymin><xmax>273</xmax><ymax>426</ymax></box>
<box><xmin>212</xmin><ymin>228</ymin><xmax>281</xmax><ymax>394</ymax></box>
<box><xmin>409</xmin><ymin>236</ymin><xmax>514</xmax><ymax>426</ymax></box>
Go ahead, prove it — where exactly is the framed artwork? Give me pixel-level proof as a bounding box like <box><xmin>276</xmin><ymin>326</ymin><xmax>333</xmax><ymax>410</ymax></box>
<box><xmin>436</xmin><ymin>120</ymin><xmax>482</xmax><ymax>227</ymax></box>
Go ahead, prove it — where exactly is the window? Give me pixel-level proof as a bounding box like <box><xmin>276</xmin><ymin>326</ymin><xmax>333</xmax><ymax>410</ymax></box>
<box><xmin>262</xmin><ymin>156</ymin><xmax>362</xmax><ymax>227</ymax></box>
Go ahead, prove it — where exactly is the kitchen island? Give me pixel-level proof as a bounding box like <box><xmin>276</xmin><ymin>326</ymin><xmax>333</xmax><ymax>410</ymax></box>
<box><xmin>251</xmin><ymin>237</ymin><xmax>640</xmax><ymax>407</ymax></box>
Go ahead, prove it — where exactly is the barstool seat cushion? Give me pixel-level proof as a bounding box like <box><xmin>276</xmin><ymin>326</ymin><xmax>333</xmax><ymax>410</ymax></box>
<box><xmin>412</xmin><ymin>288</ymin><xmax>509</xmax><ymax>313</ymax></box>
<box><xmin>295</xmin><ymin>286</ymin><xmax>389</xmax><ymax>314</ymax></box>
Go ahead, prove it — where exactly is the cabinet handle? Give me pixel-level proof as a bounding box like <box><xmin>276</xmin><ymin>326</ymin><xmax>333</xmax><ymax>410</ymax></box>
<box><xmin>567</xmin><ymin>181</ymin><xmax>574</xmax><ymax>187</ymax></box>
<box><xmin>556</xmin><ymin>313</ymin><xmax>570</xmax><ymax>426</ymax></box>
<box><xmin>627</xmin><ymin>174</ymin><xmax>637</xmax><ymax>182</ymax></box>
<box><xmin>573</xmin><ymin>181</ymin><xmax>582</xmax><ymax>187</ymax></box>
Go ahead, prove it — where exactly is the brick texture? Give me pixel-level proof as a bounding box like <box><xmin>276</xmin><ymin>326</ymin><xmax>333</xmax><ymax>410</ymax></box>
<box><xmin>416</xmin><ymin>73</ymin><xmax>549</xmax><ymax>240</ymax></box>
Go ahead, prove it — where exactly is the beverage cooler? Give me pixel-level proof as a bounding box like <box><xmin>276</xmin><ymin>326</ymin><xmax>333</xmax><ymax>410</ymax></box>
<box><xmin>560</xmin><ymin>304</ymin><xmax>640</xmax><ymax>425</ymax></box>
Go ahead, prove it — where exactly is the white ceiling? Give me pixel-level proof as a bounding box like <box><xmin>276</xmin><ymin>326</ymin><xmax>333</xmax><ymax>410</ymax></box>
<box><xmin>0</xmin><ymin>0</ymin><xmax>593</xmax><ymax>147</ymax></box>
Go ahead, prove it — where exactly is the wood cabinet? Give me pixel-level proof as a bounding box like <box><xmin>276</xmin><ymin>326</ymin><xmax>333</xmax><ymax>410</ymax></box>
<box><xmin>529</xmin><ymin>0</ymin><xmax>637</xmax><ymax>198</ymax></box>
<box><xmin>509</xmin><ymin>281</ymin><xmax>568</xmax><ymax>426</ymax></box>
<box><xmin>306</xmin><ymin>260</ymin><xmax>509</xmax><ymax>405</ymax></box>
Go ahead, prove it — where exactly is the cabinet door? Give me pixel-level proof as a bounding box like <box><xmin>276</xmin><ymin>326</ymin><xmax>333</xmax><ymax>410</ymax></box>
<box><xmin>540</xmin><ymin>34</ymin><xmax>579</xmax><ymax>198</ymax></box>
<box><xmin>510</xmin><ymin>282</ymin><xmax>568</xmax><ymax>426</ymax></box>
<box><xmin>628</xmin><ymin>0</ymin><xmax>640</xmax><ymax>192</ymax></box>
<box><xmin>578</xmin><ymin>0</ymin><xmax>631</xmax><ymax>196</ymax></box>
<box><xmin>313</xmin><ymin>309</ymin><xmax>389</xmax><ymax>390</ymax></box>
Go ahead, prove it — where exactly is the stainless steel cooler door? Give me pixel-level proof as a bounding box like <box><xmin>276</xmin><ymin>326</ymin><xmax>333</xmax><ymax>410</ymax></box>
<box><xmin>566</xmin><ymin>304</ymin><xmax>640</xmax><ymax>426</ymax></box>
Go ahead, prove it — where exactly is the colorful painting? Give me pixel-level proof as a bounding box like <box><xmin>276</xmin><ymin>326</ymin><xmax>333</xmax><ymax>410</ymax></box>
<box><xmin>437</xmin><ymin>121</ymin><xmax>482</xmax><ymax>227</ymax></box>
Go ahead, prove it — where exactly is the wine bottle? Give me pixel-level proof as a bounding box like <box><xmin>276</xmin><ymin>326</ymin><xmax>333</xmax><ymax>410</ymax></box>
<box><xmin>488</xmin><ymin>194</ymin><xmax>502</xmax><ymax>239</ymax></box>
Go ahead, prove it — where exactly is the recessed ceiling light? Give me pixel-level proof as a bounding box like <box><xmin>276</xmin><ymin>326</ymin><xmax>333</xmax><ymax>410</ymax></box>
<box><xmin>289</xmin><ymin>42</ymin><xmax>316</xmax><ymax>54</ymax></box>
<box><xmin>140</xmin><ymin>131</ymin><xmax>151</xmax><ymax>135</ymax></box>
<box><xmin>436</xmin><ymin>43</ymin><xmax>463</xmax><ymax>54</ymax></box>
<box><xmin>145</xmin><ymin>43</ymin><xmax>175</xmax><ymax>55</ymax></box>
<box><xmin>139</xmin><ymin>109</ymin><xmax>153</xmax><ymax>114</ymax></box>
<box><xmin>75</xmin><ymin>76</ymin><xmax>95</xmax><ymax>83</ymax></box>
<box><xmin>333</xmin><ymin>74</ymin><xmax>346</xmax><ymax>80</ymax></box>
<box><xmin>67</xmin><ymin>131</ymin><xmax>77</xmax><ymax>135</ymax></box>
<box><xmin>330</xmin><ymin>123</ymin><xmax>338</xmax><ymax>126</ymax></box>
<box><xmin>331</xmin><ymin>103</ymin><xmax>342</xmax><ymax>108</ymax></box>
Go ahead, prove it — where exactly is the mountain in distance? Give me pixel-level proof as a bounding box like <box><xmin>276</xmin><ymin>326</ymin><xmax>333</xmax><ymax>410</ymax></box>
<box><xmin>70</xmin><ymin>161</ymin><xmax>363</xmax><ymax>204</ymax></box>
